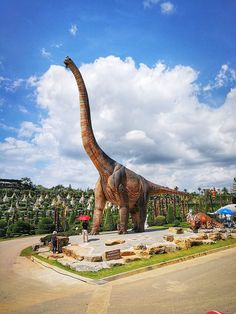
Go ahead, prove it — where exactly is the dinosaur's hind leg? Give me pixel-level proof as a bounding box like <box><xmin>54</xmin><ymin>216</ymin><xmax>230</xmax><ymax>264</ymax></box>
<box><xmin>130</xmin><ymin>210</ymin><xmax>141</xmax><ymax>232</ymax></box>
<box><xmin>90</xmin><ymin>178</ymin><xmax>106</xmax><ymax>235</ymax></box>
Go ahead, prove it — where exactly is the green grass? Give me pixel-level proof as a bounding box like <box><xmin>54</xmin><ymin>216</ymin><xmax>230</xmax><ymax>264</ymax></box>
<box><xmin>150</xmin><ymin>222</ymin><xmax>189</xmax><ymax>229</ymax></box>
<box><xmin>25</xmin><ymin>237</ymin><xmax>236</xmax><ymax>280</ymax></box>
<box><xmin>20</xmin><ymin>246</ymin><xmax>33</xmax><ymax>256</ymax></box>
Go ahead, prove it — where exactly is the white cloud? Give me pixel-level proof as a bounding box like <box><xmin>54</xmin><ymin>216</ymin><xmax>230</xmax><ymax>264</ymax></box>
<box><xmin>0</xmin><ymin>122</ymin><xmax>17</xmax><ymax>132</ymax></box>
<box><xmin>160</xmin><ymin>1</ymin><xmax>174</xmax><ymax>14</ymax></box>
<box><xmin>18</xmin><ymin>121</ymin><xmax>41</xmax><ymax>138</ymax></box>
<box><xmin>143</xmin><ymin>0</ymin><xmax>160</xmax><ymax>8</ymax></box>
<box><xmin>203</xmin><ymin>64</ymin><xmax>236</xmax><ymax>91</ymax></box>
<box><xmin>143</xmin><ymin>0</ymin><xmax>175</xmax><ymax>14</ymax></box>
<box><xmin>0</xmin><ymin>56</ymin><xmax>235</xmax><ymax>190</ymax></box>
<box><xmin>52</xmin><ymin>43</ymin><xmax>63</xmax><ymax>48</ymax></box>
<box><xmin>41</xmin><ymin>48</ymin><xmax>52</xmax><ymax>60</ymax></box>
<box><xmin>18</xmin><ymin>105</ymin><xmax>29</xmax><ymax>114</ymax></box>
<box><xmin>69</xmin><ymin>24</ymin><xmax>78</xmax><ymax>36</ymax></box>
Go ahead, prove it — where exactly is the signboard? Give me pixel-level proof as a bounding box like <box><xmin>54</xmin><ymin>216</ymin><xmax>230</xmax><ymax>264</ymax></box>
<box><xmin>103</xmin><ymin>249</ymin><xmax>121</xmax><ymax>261</ymax></box>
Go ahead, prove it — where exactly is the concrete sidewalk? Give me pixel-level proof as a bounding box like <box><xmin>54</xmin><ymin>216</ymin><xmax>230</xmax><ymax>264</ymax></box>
<box><xmin>68</xmin><ymin>227</ymin><xmax>193</xmax><ymax>256</ymax></box>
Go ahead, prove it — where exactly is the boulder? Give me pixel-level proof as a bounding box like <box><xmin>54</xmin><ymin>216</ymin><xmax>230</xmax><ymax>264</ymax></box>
<box><xmin>194</xmin><ymin>233</ymin><xmax>208</xmax><ymax>240</ymax></box>
<box><xmin>134</xmin><ymin>250</ymin><xmax>151</xmax><ymax>259</ymax></box>
<box><xmin>174</xmin><ymin>238</ymin><xmax>192</xmax><ymax>249</ymax></box>
<box><xmin>84</xmin><ymin>255</ymin><xmax>103</xmax><ymax>262</ymax></box>
<box><xmin>163</xmin><ymin>243</ymin><xmax>177</xmax><ymax>253</ymax></box>
<box><xmin>122</xmin><ymin>255</ymin><xmax>141</xmax><ymax>263</ymax></box>
<box><xmin>163</xmin><ymin>235</ymin><xmax>174</xmax><ymax>242</ymax></box>
<box><xmin>48</xmin><ymin>253</ymin><xmax>64</xmax><ymax>260</ymax></box>
<box><xmin>32</xmin><ymin>243</ymin><xmax>41</xmax><ymax>251</ymax></box>
<box><xmin>208</xmin><ymin>232</ymin><xmax>221</xmax><ymax>241</ymax></box>
<box><xmin>230</xmin><ymin>233</ymin><xmax>236</xmax><ymax>238</ymax></box>
<box><xmin>120</xmin><ymin>250</ymin><xmax>136</xmax><ymax>257</ymax></box>
<box><xmin>201</xmin><ymin>239</ymin><xmax>216</xmax><ymax>245</ymax></box>
<box><xmin>107</xmin><ymin>259</ymin><xmax>125</xmax><ymax>267</ymax></box>
<box><xmin>146</xmin><ymin>244</ymin><xmax>165</xmax><ymax>255</ymax></box>
<box><xmin>168</xmin><ymin>227</ymin><xmax>184</xmax><ymax>234</ymax></box>
<box><xmin>62</xmin><ymin>245</ymin><xmax>86</xmax><ymax>260</ymax></box>
<box><xmin>220</xmin><ymin>233</ymin><xmax>232</xmax><ymax>240</ymax></box>
<box><xmin>105</xmin><ymin>239</ymin><xmax>126</xmax><ymax>246</ymax></box>
<box><xmin>189</xmin><ymin>240</ymin><xmax>204</xmax><ymax>246</ymax></box>
<box><xmin>133</xmin><ymin>244</ymin><xmax>147</xmax><ymax>250</ymax></box>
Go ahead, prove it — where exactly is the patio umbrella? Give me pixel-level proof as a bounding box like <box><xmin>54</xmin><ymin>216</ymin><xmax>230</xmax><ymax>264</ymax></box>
<box><xmin>78</xmin><ymin>215</ymin><xmax>91</xmax><ymax>221</ymax></box>
<box><xmin>215</xmin><ymin>208</ymin><xmax>234</xmax><ymax>215</ymax></box>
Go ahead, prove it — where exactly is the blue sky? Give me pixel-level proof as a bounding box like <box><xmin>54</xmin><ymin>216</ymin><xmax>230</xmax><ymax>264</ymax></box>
<box><xmin>0</xmin><ymin>0</ymin><xmax>235</xmax><ymax>191</ymax></box>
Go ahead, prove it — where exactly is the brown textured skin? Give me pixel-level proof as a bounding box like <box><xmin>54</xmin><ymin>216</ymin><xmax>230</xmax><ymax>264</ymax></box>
<box><xmin>64</xmin><ymin>57</ymin><xmax>185</xmax><ymax>234</ymax></box>
<box><xmin>188</xmin><ymin>213</ymin><xmax>223</xmax><ymax>231</ymax></box>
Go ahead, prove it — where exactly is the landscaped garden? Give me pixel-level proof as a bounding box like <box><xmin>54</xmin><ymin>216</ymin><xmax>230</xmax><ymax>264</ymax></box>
<box><xmin>0</xmin><ymin>177</ymin><xmax>234</xmax><ymax>239</ymax></box>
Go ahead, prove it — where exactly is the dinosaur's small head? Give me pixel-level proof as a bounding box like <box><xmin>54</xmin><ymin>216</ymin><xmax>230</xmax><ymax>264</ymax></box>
<box><xmin>64</xmin><ymin>56</ymin><xmax>73</xmax><ymax>68</ymax></box>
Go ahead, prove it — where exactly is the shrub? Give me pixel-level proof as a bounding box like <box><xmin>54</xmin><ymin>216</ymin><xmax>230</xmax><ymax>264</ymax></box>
<box><xmin>37</xmin><ymin>217</ymin><xmax>55</xmax><ymax>234</ymax></box>
<box><xmin>13</xmin><ymin>221</ymin><xmax>31</xmax><ymax>234</ymax></box>
<box><xmin>0</xmin><ymin>219</ymin><xmax>7</xmax><ymax>237</ymax></box>
<box><xmin>147</xmin><ymin>210</ymin><xmax>155</xmax><ymax>226</ymax></box>
<box><xmin>155</xmin><ymin>215</ymin><xmax>166</xmax><ymax>226</ymax></box>
<box><xmin>173</xmin><ymin>219</ymin><xmax>181</xmax><ymax>227</ymax></box>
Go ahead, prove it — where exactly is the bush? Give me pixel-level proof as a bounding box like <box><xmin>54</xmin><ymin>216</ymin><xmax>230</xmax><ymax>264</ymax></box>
<box><xmin>173</xmin><ymin>219</ymin><xmax>181</xmax><ymax>227</ymax></box>
<box><xmin>155</xmin><ymin>215</ymin><xmax>166</xmax><ymax>226</ymax></box>
<box><xmin>37</xmin><ymin>217</ymin><xmax>55</xmax><ymax>234</ymax></box>
<box><xmin>0</xmin><ymin>219</ymin><xmax>7</xmax><ymax>237</ymax></box>
<box><xmin>6</xmin><ymin>221</ymin><xmax>31</xmax><ymax>237</ymax></box>
<box><xmin>147</xmin><ymin>210</ymin><xmax>155</xmax><ymax>226</ymax></box>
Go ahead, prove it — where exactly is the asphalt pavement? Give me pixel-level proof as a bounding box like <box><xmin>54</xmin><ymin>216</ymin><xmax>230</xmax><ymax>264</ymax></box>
<box><xmin>0</xmin><ymin>232</ymin><xmax>236</xmax><ymax>314</ymax></box>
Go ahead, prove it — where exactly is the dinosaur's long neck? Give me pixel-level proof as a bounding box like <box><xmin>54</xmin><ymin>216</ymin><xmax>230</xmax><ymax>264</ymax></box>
<box><xmin>65</xmin><ymin>58</ymin><xmax>115</xmax><ymax>177</ymax></box>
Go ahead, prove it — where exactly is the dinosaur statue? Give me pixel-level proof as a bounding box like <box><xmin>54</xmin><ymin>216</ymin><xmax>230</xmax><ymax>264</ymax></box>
<box><xmin>64</xmin><ymin>57</ymin><xmax>185</xmax><ymax>234</ymax></box>
<box><xmin>187</xmin><ymin>212</ymin><xmax>223</xmax><ymax>231</ymax></box>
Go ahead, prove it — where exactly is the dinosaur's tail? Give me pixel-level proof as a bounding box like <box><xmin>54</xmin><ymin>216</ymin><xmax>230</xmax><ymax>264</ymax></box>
<box><xmin>146</xmin><ymin>180</ymin><xmax>186</xmax><ymax>196</ymax></box>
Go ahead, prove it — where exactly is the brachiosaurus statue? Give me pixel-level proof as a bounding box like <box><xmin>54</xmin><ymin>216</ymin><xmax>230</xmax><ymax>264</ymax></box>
<box><xmin>64</xmin><ymin>57</ymin><xmax>185</xmax><ymax>234</ymax></box>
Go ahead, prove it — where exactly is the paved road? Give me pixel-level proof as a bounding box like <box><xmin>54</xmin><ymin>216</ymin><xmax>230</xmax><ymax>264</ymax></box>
<box><xmin>0</xmin><ymin>236</ymin><xmax>235</xmax><ymax>314</ymax></box>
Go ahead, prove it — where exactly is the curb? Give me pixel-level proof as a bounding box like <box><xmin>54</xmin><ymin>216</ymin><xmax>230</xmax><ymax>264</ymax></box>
<box><xmin>31</xmin><ymin>256</ymin><xmax>106</xmax><ymax>285</ymax></box>
<box><xmin>31</xmin><ymin>243</ymin><xmax>236</xmax><ymax>285</ymax></box>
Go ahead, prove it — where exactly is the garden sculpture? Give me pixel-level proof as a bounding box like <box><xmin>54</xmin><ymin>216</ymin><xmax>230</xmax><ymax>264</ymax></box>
<box><xmin>187</xmin><ymin>212</ymin><xmax>223</xmax><ymax>231</ymax></box>
<box><xmin>64</xmin><ymin>57</ymin><xmax>185</xmax><ymax>234</ymax></box>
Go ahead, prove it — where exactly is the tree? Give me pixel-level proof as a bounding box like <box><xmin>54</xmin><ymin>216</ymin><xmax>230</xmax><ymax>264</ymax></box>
<box><xmin>21</xmin><ymin>177</ymin><xmax>34</xmax><ymax>189</ymax></box>
<box><xmin>167</xmin><ymin>206</ymin><xmax>174</xmax><ymax>224</ymax></box>
<box><xmin>69</xmin><ymin>210</ymin><xmax>77</xmax><ymax>225</ymax></box>
<box><xmin>103</xmin><ymin>207</ymin><xmax>114</xmax><ymax>231</ymax></box>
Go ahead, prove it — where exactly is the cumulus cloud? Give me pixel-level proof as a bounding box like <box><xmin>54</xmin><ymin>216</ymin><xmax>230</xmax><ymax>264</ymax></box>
<box><xmin>0</xmin><ymin>56</ymin><xmax>235</xmax><ymax>190</ymax></box>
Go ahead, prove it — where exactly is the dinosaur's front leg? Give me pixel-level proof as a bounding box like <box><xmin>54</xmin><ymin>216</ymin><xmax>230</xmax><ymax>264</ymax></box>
<box><xmin>90</xmin><ymin>178</ymin><xmax>106</xmax><ymax>235</ymax></box>
<box><xmin>118</xmin><ymin>206</ymin><xmax>129</xmax><ymax>234</ymax></box>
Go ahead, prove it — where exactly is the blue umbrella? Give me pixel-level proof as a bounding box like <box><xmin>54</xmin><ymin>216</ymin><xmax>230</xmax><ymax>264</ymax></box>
<box><xmin>216</xmin><ymin>208</ymin><xmax>234</xmax><ymax>215</ymax></box>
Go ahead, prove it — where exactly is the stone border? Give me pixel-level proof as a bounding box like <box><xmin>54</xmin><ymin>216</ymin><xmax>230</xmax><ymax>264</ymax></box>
<box><xmin>31</xmin><ymin>243</ymin><xmax>236</xmax><ymax>285</ymax></box>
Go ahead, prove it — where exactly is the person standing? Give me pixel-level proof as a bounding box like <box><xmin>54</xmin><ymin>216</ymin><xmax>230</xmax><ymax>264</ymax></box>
<box><xmin>82</xmin><ymin>221</ymin><xmax>89</xmax><ymax>243</ymax></box>
<box><xmin>51</xmin><ymin>231</ymin><xmax>58</xmax><ymax>253</ymax></box>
